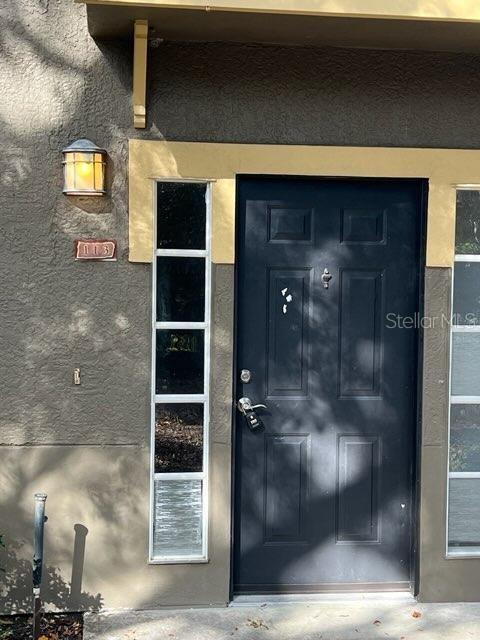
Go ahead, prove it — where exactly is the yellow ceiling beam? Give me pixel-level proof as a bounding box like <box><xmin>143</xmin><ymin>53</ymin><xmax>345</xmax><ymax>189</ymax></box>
<box><xmin>79</xmin><ymin>0</ymin><xmax>480</xmax><ymax>24</ymax></box>
<box><xmin>133</xmin><ymin>19</ymin><xmax>148</xmax><ymax>129</ymax></box>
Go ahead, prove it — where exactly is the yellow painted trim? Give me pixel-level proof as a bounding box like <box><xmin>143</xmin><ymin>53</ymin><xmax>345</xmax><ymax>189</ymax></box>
<box><xmin>133</xmin><ymin>20</ymin><xmax>148</xmax><ymax>129</ymax></box>
<box><xmin>129</xmin><ymin>140</ymin><xmax>480</xmax><ymax>267</ymax></box>
<box><xmin>81</xmin><ymin>0</ymin><xmax>480</xmax><ymax>24</ymax></box>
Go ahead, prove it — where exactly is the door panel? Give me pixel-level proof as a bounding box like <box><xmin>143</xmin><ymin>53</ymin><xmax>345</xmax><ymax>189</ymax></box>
<box><xmin>234</xmin><ymin>177</ymin><xmax>422</xmax><ymax>593</ymax></box>
<box><xmin>267</xmin><ymin>269</ymin><xmax>311</xmax><ymax>397</ymax></box>
<box><xmin>264</xmin><ymin>434</ymin><xmax>310</xmax><ymax>544</ymax></box>
<box><xmin>337</xmin><ymin>435</ymin><xmax>380</xmax><ymax>543</ymax></box>
<box><xmin>339</xmin><ymin>269</ymin><xmax>383</xmax><ymax>397</ymax></box>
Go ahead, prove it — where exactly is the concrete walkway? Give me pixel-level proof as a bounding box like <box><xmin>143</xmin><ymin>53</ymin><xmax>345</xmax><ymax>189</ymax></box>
<box><xmin>84</xmin><ymin>598</ymin><xmax>480</xmax><ymax>640</ymax></box>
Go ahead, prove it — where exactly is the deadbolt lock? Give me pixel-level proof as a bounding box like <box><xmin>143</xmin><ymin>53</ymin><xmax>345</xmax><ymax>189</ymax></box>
<box><xmin>240</xmin><ymin>369</ymin><xmax>251</xmax><ymax>383</ymax></box>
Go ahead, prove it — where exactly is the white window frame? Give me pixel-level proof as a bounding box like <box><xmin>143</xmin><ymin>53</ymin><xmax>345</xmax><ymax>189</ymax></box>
<box><xmin>446</xmin><ymin>185</ymin><xmax>480</xmax><ymax>558</ymax></box>
<box><xmin>149</xmin><ymin>178</ymin><xmax>212</xmax><ymax>564</ymax></box>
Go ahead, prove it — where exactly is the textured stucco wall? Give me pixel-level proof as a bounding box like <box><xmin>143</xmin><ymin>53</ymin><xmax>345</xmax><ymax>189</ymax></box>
<box><xmin>2</xmin><ymin>0</ymin><xmax>480</xmax><ymax>611</ymax></box>
<box><xmin>418</xmin><ymin>268</ymin><xmax>480</xmax><ymax>603</ymax></box>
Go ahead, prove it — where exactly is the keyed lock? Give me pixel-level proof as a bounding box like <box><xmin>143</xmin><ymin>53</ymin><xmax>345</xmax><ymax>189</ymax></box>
<box><xmin>237</xmin><ymin>396</ymin><xmax>267</xmax><ymax>432</ymax></box>
<box><xmin>321</xmin><ymin>268</ymin><xmax>333</xmax><ymax>289</ymax></box>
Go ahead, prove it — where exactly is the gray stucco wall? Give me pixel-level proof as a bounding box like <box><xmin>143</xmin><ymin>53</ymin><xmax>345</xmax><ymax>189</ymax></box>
<box><xmin>2</xmin><ymin>0</ymin><xmax>480</xmax><ymax>611</ymax></box>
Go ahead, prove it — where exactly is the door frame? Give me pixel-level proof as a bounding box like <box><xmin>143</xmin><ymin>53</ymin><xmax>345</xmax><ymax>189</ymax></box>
<box><xmin>129</xmin><ymin>140</ymin><xmax>480</xmax><ymax>604</ymax></box>
<box><xmin>230</xmin><ymin>174</ymin><xmax>428</xmax><ymax>599</ymax></box>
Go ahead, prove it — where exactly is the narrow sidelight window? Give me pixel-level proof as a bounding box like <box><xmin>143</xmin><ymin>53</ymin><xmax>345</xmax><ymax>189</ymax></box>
<box><xmin>448</xmin><ymin>189</ymin><xmax>480</xmax><ymax>556</ymax></box>
<box><xmin>150</xmin><ymin>181</ymin><xmax>210</xmax><ymax>562</ymax></box>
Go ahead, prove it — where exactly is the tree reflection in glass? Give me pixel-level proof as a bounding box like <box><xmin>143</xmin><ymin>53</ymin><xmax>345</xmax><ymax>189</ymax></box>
<box><xmin>155</xmin><ymin>404</ymin><xmax>204</xmax><ymax>473</ymax></box>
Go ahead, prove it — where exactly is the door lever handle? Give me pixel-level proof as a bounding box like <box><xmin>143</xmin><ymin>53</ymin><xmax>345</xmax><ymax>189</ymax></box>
<box><xmin>237</xmin><ymin>397</ymin><xmax>267</xmax><ymax>414</ymax></box>
<box><xmin>237</xmin><ymin>397</ymin><xmax>267</xmax><ymax>432</ymax></box>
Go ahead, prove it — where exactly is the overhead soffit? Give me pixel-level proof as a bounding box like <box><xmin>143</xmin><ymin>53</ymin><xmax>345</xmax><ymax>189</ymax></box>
<box><xmin>78</xmin><ymin>1</ymin><xmax>480</xmax><ymax>22</ymax></box>
<box><xmin>80</xmin><ymin>0</ymin><xmax>480</xmax><ymax>51</ymax></box>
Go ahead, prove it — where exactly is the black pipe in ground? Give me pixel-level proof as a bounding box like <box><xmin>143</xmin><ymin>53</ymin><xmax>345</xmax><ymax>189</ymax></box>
<box><xmin>32</xmin><ymin>493</ymin><xmax>47</xmax><ymax>640</ymax></box>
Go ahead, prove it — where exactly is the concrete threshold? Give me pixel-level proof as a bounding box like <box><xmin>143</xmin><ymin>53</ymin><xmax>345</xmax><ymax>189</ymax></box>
<box><xmin>230</xmin><ymin>591</ymin><xmax>416</xmax><ymax>606</ymax></box>
<box><xmin>85</xmin><ymin>601</ymin><xmax>480</xmax><ymax>640</ymax></box>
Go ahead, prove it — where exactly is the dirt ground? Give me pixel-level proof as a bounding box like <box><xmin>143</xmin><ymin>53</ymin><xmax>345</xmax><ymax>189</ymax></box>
<box><xmin>0</xmin><ymin>613</ymin><xmax>83</xmax><ymax>640</ymax></box>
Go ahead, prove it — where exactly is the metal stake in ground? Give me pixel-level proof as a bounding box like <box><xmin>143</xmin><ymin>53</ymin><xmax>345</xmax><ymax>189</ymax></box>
<box><xmin>32</xmin><ymin>493</ymin><xmax>47</xmax><ymax>640</ymax></box>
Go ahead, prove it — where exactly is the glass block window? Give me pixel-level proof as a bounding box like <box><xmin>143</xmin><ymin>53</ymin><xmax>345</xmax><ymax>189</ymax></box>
<box><xmin>151</xmin><ymin>181</ymin><xmax>210</xmax><ymax>562</ymax></box>
<box><xmin>448</xmin><ymin>189</ymin><xmax>480</xmax><ymax>556</ymax></box>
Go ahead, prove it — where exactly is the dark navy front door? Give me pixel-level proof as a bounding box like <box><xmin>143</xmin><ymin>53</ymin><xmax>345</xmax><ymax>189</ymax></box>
<box><xmin>233</xmin><ymin>177</ymin><xmax>423</xmax><ymax>593</ymax></box>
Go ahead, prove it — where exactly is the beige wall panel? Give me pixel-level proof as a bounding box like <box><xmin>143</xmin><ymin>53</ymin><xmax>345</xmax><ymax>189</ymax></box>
<box><xmin>129</xmin><ymin>140</ymin><xmax>480</xmax><ymax>267</ymax></box>
<box><xmin>426</xmin><ymin>184</ymin><xmax>456</xmax><ymax>268</ymax></box>
<box><xmin>0</xmin><ymin>441</ymin><xmax>232</xmax><ymax>611</ymax></box>
<box><xmin>211</xmin><ymin>180</ymin><xmax>236</xmax><ymax>264</ymax></box>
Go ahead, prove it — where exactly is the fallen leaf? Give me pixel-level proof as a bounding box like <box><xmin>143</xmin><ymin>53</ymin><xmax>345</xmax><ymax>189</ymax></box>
<box><xmin>412</xmin><ymin>611</ymin><xmax>422</xmax><ymax>619</ymax></box>
<box><xmin>247</xmin><ymin>618</ymin><xmax>269</xmax><ymax>630</ymax></box>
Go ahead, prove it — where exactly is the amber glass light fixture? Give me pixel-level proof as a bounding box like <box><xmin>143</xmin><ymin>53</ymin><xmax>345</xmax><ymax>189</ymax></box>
<box><xmin>62</xmin><ymin>139</ymin><xmax>106</xmax><ymax>196</ymax></box>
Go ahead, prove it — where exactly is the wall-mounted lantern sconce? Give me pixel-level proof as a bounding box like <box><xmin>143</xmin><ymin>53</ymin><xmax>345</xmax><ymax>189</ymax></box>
<box><xmin>62</xmin><ymin>139</ymin><xmax>107</xmax><ymax>196</ymax></box>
